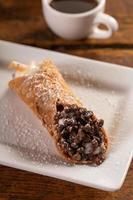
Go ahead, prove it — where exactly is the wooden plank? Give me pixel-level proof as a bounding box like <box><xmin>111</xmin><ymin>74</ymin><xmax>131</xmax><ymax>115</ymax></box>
<box><xmin>63</xmin><ymin>49</ymin><xmax>133</xmax><ymax>67</ymax></box>
<box><xmin>0</xmin><ymin>163</ymin><xmax>132</xmax><ymax>200</ymax></box>
<box><xmin>0</xmin><ymin>0</ymin><xmax>133</xmax><ymax>46</ymax></box>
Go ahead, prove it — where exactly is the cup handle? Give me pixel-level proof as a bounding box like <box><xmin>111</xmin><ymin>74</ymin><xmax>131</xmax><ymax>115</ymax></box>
<box><xmin>90</xmin><ymin>13</ymin><xmax>119</xmax><ymax>39</ymax></box>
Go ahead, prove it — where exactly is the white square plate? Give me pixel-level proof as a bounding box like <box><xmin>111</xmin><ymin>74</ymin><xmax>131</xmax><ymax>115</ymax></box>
<box><xmin>0</xmin><ymin>40</ymin><xmax>133</xmax><ymax>191</ymax></box>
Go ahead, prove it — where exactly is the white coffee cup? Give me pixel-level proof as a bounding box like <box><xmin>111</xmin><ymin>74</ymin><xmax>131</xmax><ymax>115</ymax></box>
<box><xmin>42</xmin><ymin>0</ymin><xmax>119</xmax><ymax>40</ymax></box>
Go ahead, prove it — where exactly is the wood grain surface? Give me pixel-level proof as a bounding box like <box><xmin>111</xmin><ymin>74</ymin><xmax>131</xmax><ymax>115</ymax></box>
<box><xmin>0</xmin><ymin>0</ymin><xmax>133</xmax><ymax>199</ymax></box>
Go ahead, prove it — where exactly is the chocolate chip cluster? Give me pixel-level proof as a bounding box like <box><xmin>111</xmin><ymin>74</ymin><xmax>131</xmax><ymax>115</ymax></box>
<box><xmin>55</xmin><ymin>103</ymin><xmax>106</xmax><ymax>165</ymax></box>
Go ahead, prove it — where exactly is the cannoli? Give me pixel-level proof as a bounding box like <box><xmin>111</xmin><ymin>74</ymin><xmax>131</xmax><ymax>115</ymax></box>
<box><xmin>9</xmin><ymin>59</ymin><xmax>108</xmax><ymax>165</ymax></box>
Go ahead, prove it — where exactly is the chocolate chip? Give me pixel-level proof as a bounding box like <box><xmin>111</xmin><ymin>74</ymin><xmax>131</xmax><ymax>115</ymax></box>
<box><xmin>92</xmin><ymin>138</ymin><xmax>99</xmax><ymax>148</ymax></box>
<box><xmin>60</xmin><ymin>139</ymin><xmax>69</xmax><ymax>149</ymax></box>
<box><xmin>71</xmin><ymin>142</ymin><xmax>78</xmax><ymax>149</ymax></box>
<box><xmin>66</xmin><ymin>126</ymin><xmax>73</xmax><ymax>133</ymax></box>
<box><xmin>83</xmin><ymin>124</ymin><xmax>91</xmax><ymax>132</ymax></box>
<box><xmin>98</xmin><ymin>119</ymin><xmax>104</xmax><ymax>127</ymax></box>
<box><xmin>79</xmin><ymin>108</ymin><xmax>85</xmax><ymax>113</ymax></box>
<box><xmin>73</xmin><ymin>125</ymin><xmax>78</xmax><ymax>131</ymax></box>
<box><xmin>80</xmin><ymin>118</ymin><xmax>87</xmax><ymax>125</ymax></box>
<box><xmin>95</xmin><ymin>154</ymin><xmax>105</xmax><ymax>165</ymax></box>
<box><xmin>56</xmin><ymin>103</ymin><xmax>64</xmax><ymax>112</ymax></box>
<box><xmin>64</xmin><ymin>118</ymin><xmax>75</xmax><ymax>126</ymax></box>
<box><xmin>73</xmin><ymin>153</ymin><xmax>81</xmax><ymax>161</ymax></box>
<box><xmin>86</xmin><ymin>111</ymin><xmax>93</xmax><ymax>118</ymax></box>
<box><xmin>87</xmin><ymin>154</ymin><xmax>93</xmax><ymax>161</ymax></box>
<box><xmin>82</xmin><ymin>137</ymin><xmax>91</xmax><ymax>146</ymax></box>
<box><xmin>69</xmin><ymin>132</ymin><xmax>77</xmax><ymax>139</ymax></box>
<box><xmin>83</xmin><ymin>154</ymin><xmax>89</xmax><ymax>161</ymax></box>
<box><xmin>93</xmin><ymin>136</ymin><xmax>100</xmax><ymax>142</ymax></box>
<box><xmin>62</xmin><ymin>130</ymin><xmax>69</xmax><ymax>139</ymax></box>
<box><xmin>77</xmin><ymin>147</ymin><xmax>84</xmax><ymax>153</ymax></box>
<box><xmin>58</xmin><ymin>124</ymin><xmax>65</xmax><ymax>132</ymax></box>
<box><xmin>90</xmin><ymin>120</ymin><xmax>94</xmax><ymax>126</ymax></box>
<box><xmin>68</xmin><ymin>147</ymin><xmax>76</xmax><ymax>156</ymax></box>
<box><xmin>73</xmin><ymin>137</ymin><xmax>81</xmax><ymax>145</ymax></box>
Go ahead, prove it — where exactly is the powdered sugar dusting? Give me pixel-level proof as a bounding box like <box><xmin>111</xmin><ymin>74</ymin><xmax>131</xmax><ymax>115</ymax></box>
<box><xmin>19</xmin><ymin>61</ymin><xmax>79</xmax><ymax>109</ymax></box>
<box><xmin>0</xmin><ymin>90</ymin><xmax>69</xmax><ymax>166</ymax></box>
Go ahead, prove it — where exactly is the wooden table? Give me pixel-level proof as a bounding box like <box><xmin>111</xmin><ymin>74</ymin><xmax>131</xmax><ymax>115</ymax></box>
<box><xmin>0</xmin><ymin>0</ymin><xmax>133</xmax><ymax>199</ymax></box>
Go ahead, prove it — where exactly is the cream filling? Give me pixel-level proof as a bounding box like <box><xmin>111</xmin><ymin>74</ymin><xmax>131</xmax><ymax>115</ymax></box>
<box><xmin>9</xmin><ymin>61</ymin><xmax>39</xmax><ymax>77</ymax></box>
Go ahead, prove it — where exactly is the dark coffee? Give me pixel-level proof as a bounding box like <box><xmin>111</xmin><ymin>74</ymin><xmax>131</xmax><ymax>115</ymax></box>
<box><xmin>50</xmin><ymin>0</ymin><xmax>98</xmax><ymax>14</ymax></box>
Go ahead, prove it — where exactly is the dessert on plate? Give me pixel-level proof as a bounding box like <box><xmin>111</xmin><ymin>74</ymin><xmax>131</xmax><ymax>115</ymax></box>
<box><xmin>9</xmin><ymin>59</ymin><xmax>108</xmax><ymax>165</ymax></box>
